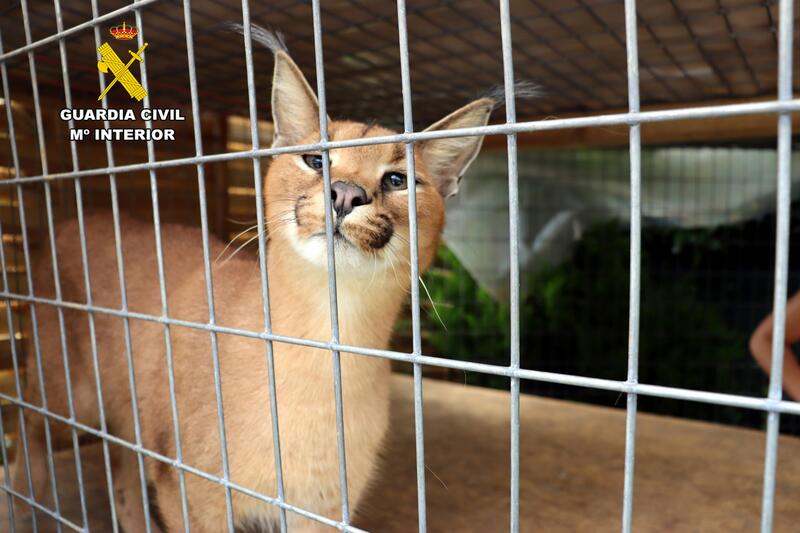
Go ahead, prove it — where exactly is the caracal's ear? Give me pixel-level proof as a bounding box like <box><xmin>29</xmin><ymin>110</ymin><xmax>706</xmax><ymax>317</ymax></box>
<box><xmin>226</xmin><ymin>24</ymin><xmax>326</xmax><ymax>148</ymax></box>
<box><xmin>418</xmin><ymin>97</ymin><xmax>494</xmax><ymax>198</ymax></box>
<box><xmin>271</xmin><ymin>50</ymin><xmax>327</xmax><ymax>148</ymax></box>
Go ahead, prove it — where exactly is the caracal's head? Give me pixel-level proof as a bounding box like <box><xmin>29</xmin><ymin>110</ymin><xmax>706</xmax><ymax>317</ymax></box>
<box><xmin>256</xmin><ymin>27</ymin><xmax>495</xmax><ymax>278</ymax></box>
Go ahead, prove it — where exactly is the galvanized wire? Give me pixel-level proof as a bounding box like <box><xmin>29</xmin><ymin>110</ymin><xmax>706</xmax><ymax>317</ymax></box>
<box><xmin>1</xmin><ymin>483</ymin><xmax>82</xmax><ymax>533</ymax></box>
<box><xmin>53</xmin><ymin>0</ymin><xmax>119</xmax><ymax>530</ymax></box>
<box><xmin>0</xmin><ymin>99</ymin><xmax>798</xmax><ymax>188</ymax></box>
<box><xmin>0</xmin><ymin>383</ymin><xmax>16</xmax><ymax>532</ymax></box>
<box><xmin>0</xmin><ymin>390</ymin><xmax>367</xmax><ymax>533</ymax></box>
<box><xmin>310</xmin><ymin>0</ymin><xmax>351</xmax><ymax>524</ymax></box>
<box><xmin>0</xmin><ymin>38</ymin><xmax>37</xmax><ymax>522</ymax></box>
<box><xmin>0</xmin><ymin>0</ymin><xmax>787</xmax><ymax>124</ymax></box>
<box><xmin>87</xmin><ymin>0</ymin><xmax>156</xmax><ymax>529</ymax></box>
<box><xmin>4</xmin><ymin>286</ymin><xmax>800</xmax><ymax>417</ymax></box>
<box><xmin>0</xmin><ymin>2</ymin><xmax>797</xmax><ymax>532</ymax></box>
<box><xmin>0</xmin><ymin>24</ymin><xmax>61</xmax><ymax>529</ymax></box>
<box><xmin>760</xmin><ymin>0</ymin><xmax>794</xmax><ymax>531</ymax></box>
<box><xmin>497</xmin><ymin>0</ymin><xmax>522</xmax><ymax>531</ymax></box>
<box><xmin>621</xmin><ymin>0</ymin><xmax>642</xmax><ymax>531</ymax></box>
<box><xmin>181</xmin><ymin>1</ymin><xmax>235</xmax><ymax>530</ymax></box>
<box><xmin>0</xmin><ymin>213</ymin><xmax>30</xmax><ymax>532</ymax></box>
<box><xmin>238</xmin><ymin>4</ymin><xmax>289</xmax><ymax>532</ymax></box>
<box><xmin>396</xmin><ymin>1</ymin><xmax>427</xmax><ymax>530</ymax></box>
<box><xmin>20</xmin><ymin>0</ymin><xmax>89</xmax><ymax>528</ymax></box>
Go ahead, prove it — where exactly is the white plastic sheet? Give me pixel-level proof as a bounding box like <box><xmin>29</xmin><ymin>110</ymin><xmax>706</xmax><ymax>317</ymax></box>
<box><xmin>444</xmin><ymin>147</ymin><xmax>800</xmax><ymax>301</ymax></box>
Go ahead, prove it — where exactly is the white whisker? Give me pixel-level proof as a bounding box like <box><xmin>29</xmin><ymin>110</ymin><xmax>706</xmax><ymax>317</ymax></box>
<box><xmin>418</xmin><ymin>274</ymin><xmax>447</xmax><ymax>331</ymax></box>
<box><xmin>425</xmin><ymin>463</ymin><xmax>448</xmax><ymax>490</ymax></box>
<box><xmin>220</xmin><ymin>230</ymin><xmax>264</xmax><ymax>266</ymax></box>
<box><xmin>383</xmin><ymin>245</ymin><xmax>406</xmax><ymax>292</ymax></box>
<box><xmin>367</xmin><ymin>249</ymin><xmax>379</xmax><ymax>289</ymax></box>
<box><xmin>215</xmin><ymin>223</ymin><xmax>259</xmax><ymax>264</ymax></box>
<box><xmin>388</xmin><ymin>238</ymin><xmax>448</xmax><ymax>331</ymax></box>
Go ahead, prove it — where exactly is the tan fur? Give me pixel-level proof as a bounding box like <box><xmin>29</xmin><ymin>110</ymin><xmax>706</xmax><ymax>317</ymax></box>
<box><xmin>11</xmin><ymin>33</ymin><xmax>494</xmax><ymax>532</ymax></box>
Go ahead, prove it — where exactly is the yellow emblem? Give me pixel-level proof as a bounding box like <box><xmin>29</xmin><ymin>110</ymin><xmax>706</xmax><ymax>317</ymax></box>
<box><xmin>97</xmin><ymin>40</ymin><xmax>148</xmax><ymax>101</ymax></box>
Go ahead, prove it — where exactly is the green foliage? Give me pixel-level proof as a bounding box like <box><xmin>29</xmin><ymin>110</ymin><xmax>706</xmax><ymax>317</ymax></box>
<box><xmin>421</xmin><ymin>247</ymin><xmax>516</xmax><ymax>388</ymax></box>
<box><xmin>420</xmin><ymin>221</ymin><xmax>747</xmax><ymax>417</ymax></box>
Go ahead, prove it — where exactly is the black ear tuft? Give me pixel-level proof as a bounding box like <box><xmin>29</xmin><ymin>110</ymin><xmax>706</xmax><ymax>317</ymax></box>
<box><xmin>224</xmin><ymin>23</ymin><xmax>288</xmax><ymax>54</ymax></box>
<box><xmin>481</xmin><ymin>81</ymin><xmax>544</xmax><ymax>110</ymax></box>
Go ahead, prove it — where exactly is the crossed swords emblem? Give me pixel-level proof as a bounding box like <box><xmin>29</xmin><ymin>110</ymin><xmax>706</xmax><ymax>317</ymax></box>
<box><xmin>97</xmin><ymin>42</ymin><xmax>148</xmax><ymax>101</ymax></box>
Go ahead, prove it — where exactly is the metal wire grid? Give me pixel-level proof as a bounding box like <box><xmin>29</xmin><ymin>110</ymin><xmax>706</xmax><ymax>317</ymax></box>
<box><xmin>0</xmin><ymin>0</ymin><xmax>789</xmax><ymax>127</ymax></box>
<box><xmin>0</xmin><ymin>0</ymin><xmax>795</xmax><ymax>532</ymax></box>
<box><xmin>438</xmin><ymin>145</ymin><xmax>799</xmax><ymax>425</ymax></box>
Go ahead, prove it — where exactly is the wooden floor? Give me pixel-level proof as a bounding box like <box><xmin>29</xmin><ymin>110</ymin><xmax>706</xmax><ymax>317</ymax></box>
<box><xmin>2</xmin><ymin>375</ymin><xmax>799</xmax><ymax>532</ymax></box>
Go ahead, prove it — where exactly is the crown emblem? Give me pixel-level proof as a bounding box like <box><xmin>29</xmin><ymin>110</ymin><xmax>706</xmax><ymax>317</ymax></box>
<box><xmin>110</xmin><ymin>21</ymin><xmax>138</xmax><ymax>40</ymax></box>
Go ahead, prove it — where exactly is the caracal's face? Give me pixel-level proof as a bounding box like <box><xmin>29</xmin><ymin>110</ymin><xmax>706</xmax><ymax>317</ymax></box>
<box><xmin>265</xmin><ymin>121</ymin><xmax>445</xmax><ymax>275</ymax></box>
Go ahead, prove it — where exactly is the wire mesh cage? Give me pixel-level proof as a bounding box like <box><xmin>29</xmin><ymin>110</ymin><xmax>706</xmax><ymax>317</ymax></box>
<box><xmin>0</xmin><ymin>0</ymin><xmax>797</xmax><ymax>532</ymax></box>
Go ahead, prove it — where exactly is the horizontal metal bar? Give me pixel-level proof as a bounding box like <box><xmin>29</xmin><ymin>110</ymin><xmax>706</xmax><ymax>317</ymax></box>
<box><xmin>3</xmin><ymin>290</ymin><xmax>800</xmax><ymax>416</ymax></box>
<box><xmin>3</xmin><ymin>99</ymin><xmax>800</xmax><ymax>187</ymax></box>
<box><xmin>0</xmin><ymin>485</ymin><xmax>83</xmax><ymax>533</ymax></box>
<box><xmin>0</xmin><ymin>392</ymin><xmax>368</xmax><ymax>533</ymax></box>
<box><xmin>0</xmin><ymin>0</ymin><xmax>164</xmax><ymax>63</ymax></box>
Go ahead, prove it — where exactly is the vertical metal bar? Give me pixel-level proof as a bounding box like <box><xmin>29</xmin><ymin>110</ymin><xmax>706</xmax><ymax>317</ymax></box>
<box><xmin>108</xmin><ymin>8</ymin><xmax>187</xmax><ymax>530</ymax></box>
<box><xmin>760</xmin><ymin>1</ymin><xmax>793</xmax><ymax>531</ymax></box>
<box><xmin>497</xmin><ymin>1</ymin><xmax>520</xmax><ymax>531</ymax></box>
<box><xmin>0</xmin><ymin>216</ymin><xmax>27</xmax><ymax>533</ymax></box>
<box><xmin>181</xmin><ymin>2</ymin><xmax>235</xmax><ymax>531</ymax></box>
<box><xmin>0</xmin><ymin>25</ymin><xmax>61</xmax><ymax>531</ymax></box>
<box><xmin>238</xmin><ymin>8</ymin><xmax>288</xmax><ymax>533</ymax></box>
<box><xmin>621</xmin><ymin>0</ymin><xmax>642</xmax><ymax>531</ymax></box>
<box><xmin>0</xmin><ymin>395</ymin><xmax>16</xmax><ymax>532</ymax></box>
<box><xmin>89</xmin><ymin>3</ymin><xmax>165</xmax><ymax>530</ymax></box>
<box><xmin>53</xmin><ymin>2</ymin><xmax>120</xmax><ymax>531</ymax></box>
<box><xmin>19</xmin><ymin>0</ymin><xmax>89</xmax><ymax>529</ymax></box>
<box><xmin>88</xmin><ymin>1</ymin><xmax>131</xmax><ymax>528</ymax></box>
<box><xmin>310</xmin><ymin>0</ymin><xmax>351</xmax><ymax>523</ymax></box>
<box><xmin>0</xmin><ymin>63</ymin><xmax>34</xmax><ymax>530</ymax></box>
<box><xmin>395</xmin><ymin>2</ymin><xmax>427</xmax><ymax>531</ymax></box>
<box><xmin>107</xmin><ymin>146</ymin><xmax>156</xmax><ymax>533</ymax></box>
<box><xmin>130</xmin><ymin>4</ymin><xmax>164</xmax><ymax>531</ymax></box>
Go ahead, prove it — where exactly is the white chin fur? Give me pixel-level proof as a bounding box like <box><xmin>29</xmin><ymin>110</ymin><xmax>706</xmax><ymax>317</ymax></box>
<box><xmin>287</xmin><ymin>223</ymin><xmax>396</xmax><ymax>273</ymax></box>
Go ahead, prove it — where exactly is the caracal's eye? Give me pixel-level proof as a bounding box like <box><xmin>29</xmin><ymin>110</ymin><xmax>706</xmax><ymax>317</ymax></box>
<box><xmin>382</xmin><ymin>172</ymin><xmax>407</xmax><ymax>191</ymax></box>
<box><xmin>302</xmin><ymin>154</ymin><xmax>323</xmax><ymax>171</ymax></box>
